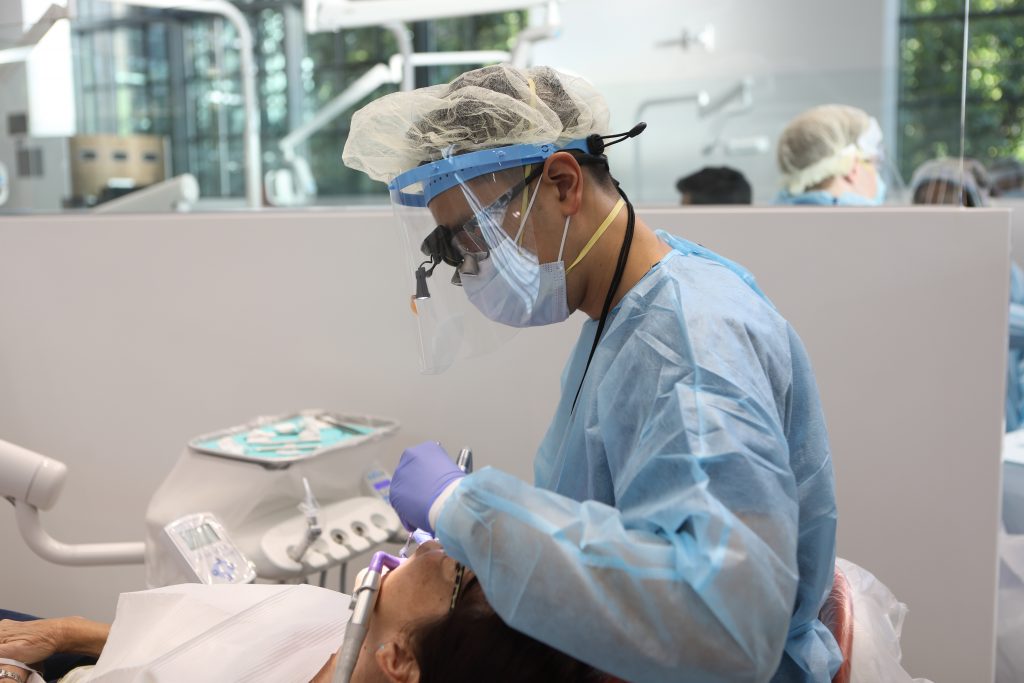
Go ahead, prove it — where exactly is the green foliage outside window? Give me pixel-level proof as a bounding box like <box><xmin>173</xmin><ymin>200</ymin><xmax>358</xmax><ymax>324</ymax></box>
<box><xmin>899</xmin><ymin>0</ymin><xmax>1024</xmax><ymax>179</ymax></box>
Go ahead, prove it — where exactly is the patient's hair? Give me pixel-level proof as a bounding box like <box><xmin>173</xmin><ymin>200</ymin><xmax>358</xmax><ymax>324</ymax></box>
<box><xmin>407</xmin><ymin>583</ymin><xmax>604</xmax><ymax>683</ymax></box>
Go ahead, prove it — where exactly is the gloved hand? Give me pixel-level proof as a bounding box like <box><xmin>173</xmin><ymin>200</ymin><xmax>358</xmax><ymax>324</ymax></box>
<box><xmin>389</xmin><ymin>441</ymin><xmax>465</xmax><ymax>534</ymax></box>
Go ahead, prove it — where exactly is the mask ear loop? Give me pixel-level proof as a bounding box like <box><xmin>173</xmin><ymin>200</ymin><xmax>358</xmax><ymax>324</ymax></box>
<box><xmin>512</xmin><ymin>170</ymin><xmax>543</xmax><ymax>253</ymax></box>
<box><xmin>557</xmin><ymin>215</ymin><xmax>571</xmax><ymax>263</ymax></box>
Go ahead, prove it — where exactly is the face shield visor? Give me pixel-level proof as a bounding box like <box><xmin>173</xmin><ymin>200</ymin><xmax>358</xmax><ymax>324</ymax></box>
<box><xmin>853</xmin><ymin>117</ymin><xmax>907</xmax><ymax>204</ymax></box>
<box><xmin>388</xmin><ymin>138</ymin><xmax>593</xmax><ymax>374</ymax></box>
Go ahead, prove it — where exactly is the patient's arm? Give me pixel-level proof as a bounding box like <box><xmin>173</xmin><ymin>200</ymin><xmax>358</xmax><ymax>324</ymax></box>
<box><xmin>0</xmin><ymin>617</ymin><xmax>109</xmax><ymax>665</ymax></box>
<box><xmin>2</xmin><ymin>616</ymin><xmax>335</xmax><ymax>682</ymax></box>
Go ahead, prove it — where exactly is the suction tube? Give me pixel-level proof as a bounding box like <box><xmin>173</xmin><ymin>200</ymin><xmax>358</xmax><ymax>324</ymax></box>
<box><xmin>332</xmin><ymin>552</ymin><xmax>403</xmax><ymax>682</ymax></box>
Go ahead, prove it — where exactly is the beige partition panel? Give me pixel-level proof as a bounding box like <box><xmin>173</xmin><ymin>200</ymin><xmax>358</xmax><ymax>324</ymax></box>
<box><xmin>0</xmin><ymin>207</ymin><xmax>1008</xmax><ymax>681</ymax></box>
<box><xmin>999</xmin><ymin>198</ymin><xmax>1024</xmax><ymax>268</ymax></box>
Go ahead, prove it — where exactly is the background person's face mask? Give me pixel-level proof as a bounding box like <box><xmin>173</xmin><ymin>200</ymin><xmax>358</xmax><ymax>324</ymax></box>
<box><xmin>837</xmin><ymin>164</ymin><xmax>887</xmax><ymax>206</ymax></box>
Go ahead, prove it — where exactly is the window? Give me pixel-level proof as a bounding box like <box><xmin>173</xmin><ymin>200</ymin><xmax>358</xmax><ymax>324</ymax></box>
<box><xmin>71</xmin><ymin>1</ymin><xmax>527</xmax><ymax>200</ymax></box>
<box><xmin>304</xmin><ymin>11</ymin><xmax>527</xmax><ymax>197</ymax></box>
<box><xmin>898</xmin><ymin>0</ymin><xmax>1024</xmax><ymax>179</ymax></box>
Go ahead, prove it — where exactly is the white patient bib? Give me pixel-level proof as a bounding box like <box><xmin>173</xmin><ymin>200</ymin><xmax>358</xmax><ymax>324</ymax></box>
<box><xmin>80</xmin><ymin>583</ymin><xmax>350</xmax><ymax>682</ymax></box>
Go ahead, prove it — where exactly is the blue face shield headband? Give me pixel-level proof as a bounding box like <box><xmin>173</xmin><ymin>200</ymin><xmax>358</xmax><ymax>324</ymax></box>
<box><xmin>403</xmin><ymin>125</ymin><xmax>646</xmax><ymax>293</ymax></box>
<box><xmin>389</xmin><ymin>138</ymin><xmax>591</xmax><ymax>209</ymax></box>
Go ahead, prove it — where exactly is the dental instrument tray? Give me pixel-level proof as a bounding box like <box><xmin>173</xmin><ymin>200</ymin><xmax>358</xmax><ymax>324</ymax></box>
<box><xmin>188</xmin><ymin>409</ymin><xmax>398</xmax><ymax>467</ymax></box>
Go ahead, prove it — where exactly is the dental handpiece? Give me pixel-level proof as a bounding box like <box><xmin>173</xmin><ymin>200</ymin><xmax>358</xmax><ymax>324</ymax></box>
<box><xmin>332</xmin><ymin>551</ymin><xmax>403</xmax><ymax>683</ymax></box>
<box><xmin>456</xmin><ymin>447</ymin><xmax>473</xmax><ymax>475</ymax></box>
<box><xmin>399</xmin><ymin>528</ymin><xmax>434</xmax><ymax>558</ymax></box>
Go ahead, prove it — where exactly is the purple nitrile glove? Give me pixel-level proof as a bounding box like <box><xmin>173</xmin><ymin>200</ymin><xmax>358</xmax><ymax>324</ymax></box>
<box><xmin>389</xmin><ymin>441</ymin><xmax>465</xmax><ymax>534</ymax></box>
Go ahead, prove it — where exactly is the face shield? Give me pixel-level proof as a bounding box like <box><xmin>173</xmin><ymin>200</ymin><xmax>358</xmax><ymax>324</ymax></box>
<box><xmin>853</xmin><ymin>117</ymin><xmax>906</xmax><ymax>204</ymax></box>
<box><xmin>389</xmin><ymin>138</ymin><xmax>593</xmax><ymax>374</ymax></box>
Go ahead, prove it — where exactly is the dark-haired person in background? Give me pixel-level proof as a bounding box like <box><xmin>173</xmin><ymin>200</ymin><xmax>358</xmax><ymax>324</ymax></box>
<box><xmin>676</xmin><ymin>166</ymin><xmax>752</xmax><ymax>205</ymax></box>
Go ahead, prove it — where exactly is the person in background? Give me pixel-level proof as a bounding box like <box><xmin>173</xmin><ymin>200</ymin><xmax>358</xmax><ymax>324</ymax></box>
<box><xmin>774</xmin><ymin>104</ymin><xmax>887</xmax><ymax>206</ymax></box>
<box><xmin>989</xmin><ymin>158</ymin><xmax>1024</xmax><ymax>199</ymax></box>
<box><xmin>910</xmin><ymin>157</ymin><xmax>991</xmax><ymax>207</ymax></box>
<box><xmin>676</xmin><ymin>166</ymin><xmax>752</xmax><ymax>205</ymax></box>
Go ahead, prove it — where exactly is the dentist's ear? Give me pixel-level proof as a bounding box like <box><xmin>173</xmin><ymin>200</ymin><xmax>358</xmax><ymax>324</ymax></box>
<box><xmin>376</xmin><ymin>640</ymin><xmax>420</xmax><ymax>683</ymax></box>
<box><xmin>542</xmin><ymin>152</ymin><xmax>584</xmax><ymax>216</ymax></box>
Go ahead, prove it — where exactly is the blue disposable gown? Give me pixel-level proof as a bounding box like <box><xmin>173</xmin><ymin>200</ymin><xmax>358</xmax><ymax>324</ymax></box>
<box><xmin>436</xmin><ymin>231</ymin><xmax>841</xmax><ymax>682</ymax></box>
<box><xmin>1006</xmin><ymin>263</ymin><xmax>1024</xmax><ymax>430</ymax></box>
<box><xmin>773</xmin><ymin>189</ymin><xmax>877</xmax><ymax>206</ymax></box>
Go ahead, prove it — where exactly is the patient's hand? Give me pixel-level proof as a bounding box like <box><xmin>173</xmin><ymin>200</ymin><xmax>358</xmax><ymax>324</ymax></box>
<box><xmin>0</xmin><ymin>618</ymin><xmax>64</xmax><ymax>665</ymax></box>
<box><xmin>0</xmin><ymin>617</ymin><xmax>109</xmax><ymax>665</ymax></box>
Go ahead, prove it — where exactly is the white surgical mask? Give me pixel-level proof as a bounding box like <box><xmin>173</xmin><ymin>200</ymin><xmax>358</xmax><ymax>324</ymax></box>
<box><xmin>461</xmin><ymin>180</ymin><xmax>625</xmax><ymax>328</ymax></box>
<box><xmin>461</xmin><ymin>184</ymin><xmax>570</xmax><ymax>328</ymax></box>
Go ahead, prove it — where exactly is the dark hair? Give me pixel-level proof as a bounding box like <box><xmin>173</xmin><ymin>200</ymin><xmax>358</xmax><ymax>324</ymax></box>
<box><xmin>567</xmin><ymin>150</ymin><xmax>618</xmax><ymax>192</ymax></box>
<box><xmin>912</xmin><ymin>180</ymin><xmax>982</xmax><ymax>207</ymax></box>
<box><xmin>407</xmin><ymin>586</ymin><xmax>605</xmax><ymax>683</ymax></box>
<box><xmin>675</xmin><ymin>166</ymin><xmax>752</xmax><ymax>205</ymax></box>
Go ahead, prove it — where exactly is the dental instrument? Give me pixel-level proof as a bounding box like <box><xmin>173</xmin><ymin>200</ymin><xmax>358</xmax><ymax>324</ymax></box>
<box><xmin>288</xmin><ymin>477</ymin><xmax>324</xmax><ymax>563</ymax></box>
<box><xmin>332</xmin><ymin>551</ymin><xmax>404</xmax><ymax>683</ymax></box>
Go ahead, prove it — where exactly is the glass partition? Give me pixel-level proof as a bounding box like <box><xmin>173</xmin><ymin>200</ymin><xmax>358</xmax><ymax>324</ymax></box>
<box><xmin>961</xmin><ymin>0</ymin><xmax>1024</xmax><ymax>202</ymax></box>
<box><xmin>0</xmin><ymin>0</ymin><xmax>988</xmax><ymax>213</ymax></box>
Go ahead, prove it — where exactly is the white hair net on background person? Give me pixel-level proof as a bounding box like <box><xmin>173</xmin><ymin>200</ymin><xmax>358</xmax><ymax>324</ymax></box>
<box><xmin>777</xmin><ymin>104</ymin><xmax>878</xmax><ymax>195</ymax></box>
<box><xmin>342</xmin><ymin>64</ymin><xmax>611</xmax><ymax>183</ymax></box>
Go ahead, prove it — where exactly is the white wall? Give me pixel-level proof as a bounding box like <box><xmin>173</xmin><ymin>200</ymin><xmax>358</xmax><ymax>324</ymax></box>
<box><xmin>532</xmin><ymin>0</ymin><xmax>910</xmax><ymax>203</ymax></box>
<box><xmin>0</xmin><ymin>206</ymin><xmax>1008</xmax><ymax>682</ymax></box>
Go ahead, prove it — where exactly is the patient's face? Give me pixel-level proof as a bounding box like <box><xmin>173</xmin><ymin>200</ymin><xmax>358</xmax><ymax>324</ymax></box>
<box><xmin>375</xmin><ymin>540</ymin><xmax>468</xmax><ymax>627</ymax></box>
<box><xmin>350</xmin><ymin>540</ymin><xmax>477</xmax><ymax>682</ymax></box>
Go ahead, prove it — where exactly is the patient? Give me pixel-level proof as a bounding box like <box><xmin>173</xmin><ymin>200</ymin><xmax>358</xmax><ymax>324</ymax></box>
<box><xmin>0</xmin><ymin>540</ymin><xmax>602</xmax><ymax>683</ymax></box>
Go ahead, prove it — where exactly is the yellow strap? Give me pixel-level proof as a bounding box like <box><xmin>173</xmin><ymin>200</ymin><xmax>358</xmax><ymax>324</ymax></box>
<box><xmin>566</xmin><ymin>198</ymin><xmax>625</xmax><ymax>273</ymax></box>
<box><xmin>527</xmin><ymin>77</ymin><xmax>537</xmax><ymax>108</ymax></box>
<box><xmin>519</xmin><ymin>164</ymin><xmax>532</xmax><ymax>243</ymax></box>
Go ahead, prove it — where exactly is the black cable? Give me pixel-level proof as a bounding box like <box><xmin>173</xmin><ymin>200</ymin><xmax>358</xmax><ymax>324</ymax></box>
<box><xmin>570</xmin><ymin>183</ymin><xmax>636</xmax><ymax>414</ymax></box>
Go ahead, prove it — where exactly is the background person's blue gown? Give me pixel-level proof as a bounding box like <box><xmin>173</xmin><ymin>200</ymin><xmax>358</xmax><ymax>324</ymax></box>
<box><xmin>437</xmin><ymin>231</ymin><xmax>841</xmax><ymax>682</ymax></box>
<box><xmin>773</xmin><ymin>189</ymin><xmax>877</xmax><ymax>206</ymax></box>
<box><xmin>1006</xmin><ymin>263</ymin><xmax>1024</xmax><ymax>431</ymax></box>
